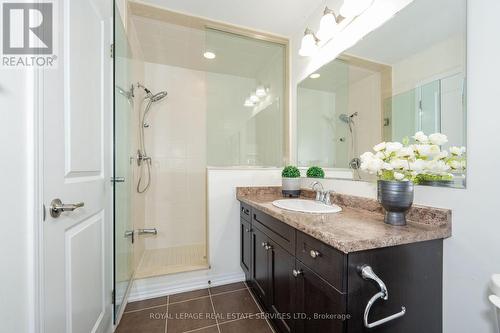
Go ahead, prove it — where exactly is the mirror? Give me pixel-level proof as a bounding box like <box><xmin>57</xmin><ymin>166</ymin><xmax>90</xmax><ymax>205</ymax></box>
<box><xmin>297</xmin><ymin>0</ymin><xmax>467</xmax><ymax>188</ymax></box>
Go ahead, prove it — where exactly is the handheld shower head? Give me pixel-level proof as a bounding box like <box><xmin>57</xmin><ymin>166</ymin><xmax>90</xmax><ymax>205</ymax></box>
<box><xmin>339</xmin><ymin>112</ymin><xmax>358</xmax><ymax>123</ymax></box>
<box><xmin>150</xmin><ymin>91</ymin><xmax>168</xmax><ymax>102</ymax></box>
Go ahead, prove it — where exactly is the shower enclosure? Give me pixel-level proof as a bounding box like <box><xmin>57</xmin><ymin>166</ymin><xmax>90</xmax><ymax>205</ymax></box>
<box><xmin>113</xmin><ymin>1</ymin><xmax>286</xmax><ymax>320</ymax></box>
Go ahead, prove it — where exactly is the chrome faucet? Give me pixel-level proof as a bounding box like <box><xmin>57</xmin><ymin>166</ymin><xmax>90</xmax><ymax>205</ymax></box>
<box><xmin>310</xmin><ymin>181</ymin><xmax>331</xmax><ymax>205</ymax></box>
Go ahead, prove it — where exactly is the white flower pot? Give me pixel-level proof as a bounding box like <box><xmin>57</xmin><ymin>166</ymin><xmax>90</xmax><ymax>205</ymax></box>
<box><xmin>282</xmin><ymin>177</ymin><xmax>301</xmax><ymax>197</ymax></box>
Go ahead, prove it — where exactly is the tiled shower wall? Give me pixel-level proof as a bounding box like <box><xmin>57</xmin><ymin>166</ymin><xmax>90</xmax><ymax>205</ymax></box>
<box><xmin>142</xmin><ymin>62</ymin><xmax>207</xmax><ymax>250</ymax></box>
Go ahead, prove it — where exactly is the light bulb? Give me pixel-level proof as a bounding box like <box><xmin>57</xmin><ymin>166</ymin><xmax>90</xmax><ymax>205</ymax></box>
<box><xmin>249</xmin><ymin>94</ymin><xmax>259</xmax><ymax>103</ymax></box>
<box><xmin>309</xmin><ymin>73</ymin><xmax>321</xmax><ymax>79</ymax></box>
<box><xmin>203</xmin><ymin>51</ymin><xmax>216</xmax><ymax>59</ymax></box>
<box><xmin>317</xmin><ymin>8</ymin><xmax>338</xmax><ymax>41</ymax></box>
<box><xmin>299</xmin><ymin>30</ymin><xmax>318</xmax><ymax>57</ymax></box>
<box><xmin>340</xmin><ymin>0</ymin><xmax>374</xmax><ymax>18</ymax></box>
<box><xmin>244</xmin><ymin>98</ymin><xmax>254</xmax><ymax>107</ymax></box>
<box><xmin>256</xmin><ymin>86</ymin><xmax>267</xmax><ymax>97</ymax></box>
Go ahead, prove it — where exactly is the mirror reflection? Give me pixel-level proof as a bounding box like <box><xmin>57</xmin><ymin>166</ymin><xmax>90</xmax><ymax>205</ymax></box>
<box><xmin>297</xmin><ymin>0</ymin><xmax>467</xmax><ymax>187</ymax></box>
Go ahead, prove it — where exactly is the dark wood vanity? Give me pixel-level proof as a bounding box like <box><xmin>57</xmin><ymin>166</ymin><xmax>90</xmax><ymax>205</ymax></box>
<box><xmin>238</xmin><ymin>192</ymin><xmax>448</xmax><ymax>333</ymax></box>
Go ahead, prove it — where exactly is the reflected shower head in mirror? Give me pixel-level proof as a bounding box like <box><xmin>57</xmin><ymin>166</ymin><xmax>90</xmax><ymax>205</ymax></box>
<box><xmin>339</xmin><ymin>112</ymin><xmax>358</xmax><ymax>123</ymax></box>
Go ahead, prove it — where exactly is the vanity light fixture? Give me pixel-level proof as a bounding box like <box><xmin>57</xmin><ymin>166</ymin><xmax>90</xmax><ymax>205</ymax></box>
<box><xmin>299</xmin><ymin>28</ymin><xmax>319</xmax><ymax>57</ymax></box>
<box><xmin>340</xmin><ymin>0</ymin><xmax>374</xmax><ymax>18</ymax></box>
<box><xmin>203</xmin><ymin>51</ymin><xmax>216</xmax><ymax>59</ymax></box>
<box><xmin>309</xmin><ymin>73</ymin><xmax>321</xmax><ymax>79</ymax></box>
<box><xmin>255</xmin><ymin>86</ymin><xmax>267</xmax><ymax>98</ymax></box>
<box><xmin>299</xmin><ymin>0</ymin><xmax>375</xmax><ymax>57</ymax></box>
<box><xmin>317</xmin><ymin>7</ymin><xmax>342</xmax><ymax>41</ymax></box>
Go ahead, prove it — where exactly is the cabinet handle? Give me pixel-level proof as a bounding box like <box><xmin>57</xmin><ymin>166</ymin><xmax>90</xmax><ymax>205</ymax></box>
<box><xmin>360</xmin><ymin>265</ymin><xmax>406</xmax><ymax>328</ymax></box>
<box><xmin>241</xmin><ymin>207</ymin><xmax>250</xmax><ymax>215</ymax></box>
<box><xmin>292</xmin><ymin>269</ymin><xmax>303</xmax><ymax>277</ymax></box>
<box><xmin>245</xmin><ymin>228</ymin><xmax>252</xmax><ymax>232</ymax></box>
<box><xmin>265</xmin><ymin>244</ymin><xmax>273</xmax><ymax>251</ymax></box>
<box><xmin>261</xmin><ymin>242</ymin><xmax>268</xmax><ymax>248</ymax></box>
<box><xmin>310</xmin><ymin>250</ymin><xmax>321</xmax><ymax>259</ymax></box>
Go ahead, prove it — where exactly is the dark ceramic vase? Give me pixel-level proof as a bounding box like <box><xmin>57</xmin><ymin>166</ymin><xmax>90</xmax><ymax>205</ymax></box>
<box><xmin>377</xmin><ymin>180</ymin><xmax>414</xmax><ymax>226</ymax></box>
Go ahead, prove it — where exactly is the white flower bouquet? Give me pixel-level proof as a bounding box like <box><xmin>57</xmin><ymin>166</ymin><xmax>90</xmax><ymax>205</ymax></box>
<box><xmin>360</xmin><ymin>131</ymin><xmax>466</xmax><ymax>183</ymax></box>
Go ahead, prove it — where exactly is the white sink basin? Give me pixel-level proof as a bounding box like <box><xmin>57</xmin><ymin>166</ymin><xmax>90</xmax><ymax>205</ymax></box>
<box><xmin>272</xmin><ymin>199</ymin><xmax>342</xmax><ymax>214</ymax></box>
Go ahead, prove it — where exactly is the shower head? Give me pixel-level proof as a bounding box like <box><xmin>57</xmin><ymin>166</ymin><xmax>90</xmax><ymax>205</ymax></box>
<box><xmin>339</xmin><ymin>112</ymin><xmax>358</xmax><ymax>123</ymax></box>
<box><xmin>150</xmin><ymin>91</ymin><xmax>168</xmax><ymax>102</ymax></box>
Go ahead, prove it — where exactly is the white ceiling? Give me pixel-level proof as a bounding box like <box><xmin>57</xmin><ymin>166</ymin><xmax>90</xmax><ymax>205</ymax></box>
<box><xmin>299</xmin><ymin>59</ymin><xmax>376</xmax><ymax>92</ymax></box>
<box><xmin>131</xmin><ymin>15</ymin><xmax>285</xmax><ymax>78</ymax></box>
<box><xmin>134</xmin><ymin>0</ymin><xmax>323</xmax><ymax>37</ymax></box>
<box><xmin>346</xmin><ymin>0</ymin><xmax>466</xmax><ymax>64</ymax></box>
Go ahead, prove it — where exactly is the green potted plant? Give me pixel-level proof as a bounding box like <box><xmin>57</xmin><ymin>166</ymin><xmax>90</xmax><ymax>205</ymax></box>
<box><xmin>306</xmin><ymin>166</ymin><xmax>325</xmax><ymax>178</ymax></box>
<box><xmin>281</xmin><ymin>165</ymin><xmax>301</xmax><ymax>197</ymax></box>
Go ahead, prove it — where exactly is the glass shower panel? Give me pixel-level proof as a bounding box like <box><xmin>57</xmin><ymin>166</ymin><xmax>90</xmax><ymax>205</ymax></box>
<box><xmin>113</xmin><ymin>3</ymin><xmax>134</xmax><ymax>320</ymax></box>
<box><xmin>206</xmin><ymin>29</ymin><xmax>285</xmax><ymax>167</ymax></box>
<box><xmin>391</xmin><ymin>89</ymin><xmax>417</xmax><ymax>142</ymax></box>
<box><xmin>419</xmin><ymin>80</ymin><xmax>441</xmax><ymax>134</ymax></box>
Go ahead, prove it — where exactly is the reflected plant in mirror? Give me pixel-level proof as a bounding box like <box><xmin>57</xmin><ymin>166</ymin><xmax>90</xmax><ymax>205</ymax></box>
<box><xmin>296</xmin><ymin>0</ymin><xmax>467</xmax><ymax>188</ymax></box>
<box><xmin>359</xmin><ymin>131</ymin><xmax>466</xmax><ymax>185</ymax></box>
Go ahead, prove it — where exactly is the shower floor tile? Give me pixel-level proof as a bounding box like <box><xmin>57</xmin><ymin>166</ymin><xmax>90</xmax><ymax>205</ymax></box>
<box><xmin>117</xmin><ymin>282</ymin><xmax>275</xmax><ymax>333</ymax></box>
<box><xmin>135</xmin><ymin>244</ymin><xmax>208</xmax><ymax>279</ymax></box>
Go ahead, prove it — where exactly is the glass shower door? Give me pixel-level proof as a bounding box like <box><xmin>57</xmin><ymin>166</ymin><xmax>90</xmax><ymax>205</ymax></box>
<box><xmin>113</xmin><ymin>3</ymin><xmax>134</xmax><ymax>321</ymax></box>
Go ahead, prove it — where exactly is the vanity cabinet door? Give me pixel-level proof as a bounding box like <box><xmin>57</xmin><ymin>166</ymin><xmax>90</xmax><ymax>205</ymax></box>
<box><xmin>251</xmin><ymin>226</ymin><xmax>271</xmax><ymax>306</ymax></box>
<box><xmin>294</xmin><ymin>261</ymin><xmax>347</xmax><ymax>333</ymax></box>
<box><xmin>240</xmin><ymin>218</ymin><xmax>252</xmax><ymax>279</ymax></box>
<box><xmin>268</xmin><ymin>240</ymin><xmax>295</xmax><ymax>333</ymax></box>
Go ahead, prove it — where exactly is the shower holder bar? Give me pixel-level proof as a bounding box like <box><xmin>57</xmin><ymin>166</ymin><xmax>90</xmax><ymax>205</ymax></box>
<box><xmin>138</xmin><ymin>228</ymin><xmax>158</xmax><ymax>236</ymax></box>
<box><xmin>359</xmin><ymin>265</ymin><xmax>406</xmax><ymax>329</ymax></box>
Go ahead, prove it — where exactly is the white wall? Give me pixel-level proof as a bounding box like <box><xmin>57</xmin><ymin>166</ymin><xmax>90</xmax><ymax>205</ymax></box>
<box><xmin>293</xmin><ymin>0</ymin><xmax>500</xmax><ymax>331</ymax></box>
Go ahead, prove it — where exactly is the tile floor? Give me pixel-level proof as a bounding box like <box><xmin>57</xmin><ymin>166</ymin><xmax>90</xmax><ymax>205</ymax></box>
<box><xmin>116</xmin><ymin>282</ymin><xmax>275</xmax><ymax>333</ymax></box>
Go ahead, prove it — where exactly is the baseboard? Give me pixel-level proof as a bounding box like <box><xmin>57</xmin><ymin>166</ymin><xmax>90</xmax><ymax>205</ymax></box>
<box><xmin>128</xmin><ymin>270</ymin><xmax>246</xmax><ymax>302</ymax></box>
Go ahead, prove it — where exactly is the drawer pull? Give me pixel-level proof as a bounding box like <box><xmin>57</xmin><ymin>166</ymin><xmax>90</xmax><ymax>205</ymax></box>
<box><xmin>261</xmin><ymin>242</ymin><xmax>268</xmax><ymax>247</ymax></box>
<box><xmin>241</xmin><ymin>207</ymin><xmax>250</xmax><ymax>215</ymax></box>
<box><xmin>310</xmin><ymin>250</ymin><xmax>321</xmax><ymax>259</ymax></box>
<box><xmin>360</xmin><ymin>265</ymin><xmax>406</xmax><ymax>328</ymax></box>
<box><xmin>292</xmin><ymin>269</ymin><xmax>303</xmax><ymax>277</ymax></box>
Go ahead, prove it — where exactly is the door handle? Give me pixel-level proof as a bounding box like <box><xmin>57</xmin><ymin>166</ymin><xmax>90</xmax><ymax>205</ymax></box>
<box><xmin>111</xmin><ymin>176</ymin><xmax>125</xmax><ymax>183</ymax></box>
<box><xmin>49</xmin><ymin>198</ymin><xmax>84</xmax><ymax>218</ymax></box>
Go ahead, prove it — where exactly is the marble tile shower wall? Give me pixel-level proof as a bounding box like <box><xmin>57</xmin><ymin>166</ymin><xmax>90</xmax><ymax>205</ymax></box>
<box><xmin>143</xmin><ymin>62</ymin><xmax>207</xmax><ymax>251</ymax></box>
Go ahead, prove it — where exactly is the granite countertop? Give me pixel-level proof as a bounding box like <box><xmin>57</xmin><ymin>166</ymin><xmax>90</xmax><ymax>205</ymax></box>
<box><xmin>236</xmin><ymin>186</ymin><xmax>451</xmax><ymax>254</ymax></box>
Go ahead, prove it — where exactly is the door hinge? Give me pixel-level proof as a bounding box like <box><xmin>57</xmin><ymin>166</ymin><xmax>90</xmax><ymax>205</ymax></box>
<box><xmin>112</xmin><ymin>289</ymin><xmax>115</xmax><ymax>305</ymax></box>
<box><xmin>110</xmin><ymin>43</ymin><xmax>114</xmax><ymax>58</ymax></box>
<box><xmin>42</xmin><ymin>204</ymin><xmax>46</xmax><ymax>221</ymax></box>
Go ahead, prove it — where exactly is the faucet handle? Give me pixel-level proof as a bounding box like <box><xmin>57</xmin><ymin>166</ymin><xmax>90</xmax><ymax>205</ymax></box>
<box><xmin>323</xmin><ymin>190</ymin><xmax>331</xmax><ymax>205</ymax></box>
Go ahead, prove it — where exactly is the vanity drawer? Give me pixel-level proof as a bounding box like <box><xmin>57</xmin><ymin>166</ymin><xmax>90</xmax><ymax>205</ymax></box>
<box><xmin>296</xmin><ymin>231</ymin><xmax>347</xmax><ymax>292</ymax></box>
<box><xmin>240</xmin><ymin>203</ymin><xmax>252</xmax><ymax>222</ymax></box>
<box><xmin>252</xmin><ymin>209</ymin><xmax>295</xmax><ymax>254</ymax></box>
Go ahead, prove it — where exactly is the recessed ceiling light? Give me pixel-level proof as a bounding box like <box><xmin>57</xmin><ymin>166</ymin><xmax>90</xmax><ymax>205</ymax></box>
<box><xmin>203</xmin><ymin>51</ymin><xmax>216</xmax><ymax>59</ymax></box>
<box><xmin>309</xmin><ymin>73</ymin><xmax>321</xmax><ymax>79</ymax></box>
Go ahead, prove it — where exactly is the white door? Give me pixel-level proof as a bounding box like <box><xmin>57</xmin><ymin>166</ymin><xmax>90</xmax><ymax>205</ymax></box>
<box><xmin>42</xmin><ymin>0</ymin><xmax>113</xmax><ymax>332</ymax></box>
